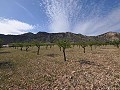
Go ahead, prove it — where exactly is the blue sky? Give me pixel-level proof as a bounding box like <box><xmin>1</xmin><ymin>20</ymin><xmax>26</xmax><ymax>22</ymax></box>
<box><xmin>0</xmin><ymin>0</ymin><xmax>120</xmax><ymax>35</ymax></box>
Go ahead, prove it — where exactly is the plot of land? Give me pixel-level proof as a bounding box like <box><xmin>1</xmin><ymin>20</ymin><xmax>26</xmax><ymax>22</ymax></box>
<box><xmin>0</xmin><ymin>46</ymin><xmax>120</xmax><ymax>90</ymax></box>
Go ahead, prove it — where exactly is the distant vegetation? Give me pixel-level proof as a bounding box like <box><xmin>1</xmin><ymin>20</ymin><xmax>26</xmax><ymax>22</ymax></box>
<box><xmin>7</xmin><ymin>39</ymin><xmax>120</xmax><ymax>61</ymax></box>
<box><xmin>0</xmin><ymin>39</ymin><xmax>3</xmax><ymax>48</ymax></box>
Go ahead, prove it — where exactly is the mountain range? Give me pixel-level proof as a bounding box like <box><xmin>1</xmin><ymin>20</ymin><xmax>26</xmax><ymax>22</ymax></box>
<box><xmin>0</xmin><ymin>32</ymin><xmax>120</xmax><ymax>44</ymax></box>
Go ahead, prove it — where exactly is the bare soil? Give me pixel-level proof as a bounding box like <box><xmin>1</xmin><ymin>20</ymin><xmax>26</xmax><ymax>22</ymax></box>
<box><xmin>0</xmin><ymin>45</ymin><xmax>120</xmax><ymax>90</ymax></box>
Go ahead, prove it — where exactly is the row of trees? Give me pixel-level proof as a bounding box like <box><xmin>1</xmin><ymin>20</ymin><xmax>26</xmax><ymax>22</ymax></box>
<box><xmin>10</xmin><ymin>42</ymin><xmax>54</xmax><ymax>55</ymax></box>
<box><xmin>9</xmin><ymin>40</ymin><xmax>120</xmax><ymax>61</ymax></box>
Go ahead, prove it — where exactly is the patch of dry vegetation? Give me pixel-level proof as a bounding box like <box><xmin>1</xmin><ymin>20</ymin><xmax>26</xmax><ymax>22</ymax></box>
<box><xmin>0</xmin><ymin>46</ymin><xmax>120</xmax><ymax>90</ymax></box>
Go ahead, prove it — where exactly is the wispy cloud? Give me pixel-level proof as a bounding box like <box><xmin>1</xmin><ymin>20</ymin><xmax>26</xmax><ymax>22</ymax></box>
<box><xmin>15</xmin><ymin>2</ymin><xmax>34</xmax><ymax>19</ymax></box>
<box><xmin>43</xmin><ymin>0</ymin><xmax>120</xmax><ymax>35</ymax></box>
<box><xmin>43</xmin><ymin>0</ymin><xmax>71</xmax><ymax>33</ymax></box>
<box><xmin>74</xmin><ymin>7</ymin><xmax>120</xmax><ymax>36</ymax></box>
<box><xmin>0</xmin><ymin>18</ymin><xmax>34</xmax><ymax>35</ymax></box>
<box><xmin>43</xmin><ymin>0</ymin><xmax>84</xmax><ymax>33</ymax></box>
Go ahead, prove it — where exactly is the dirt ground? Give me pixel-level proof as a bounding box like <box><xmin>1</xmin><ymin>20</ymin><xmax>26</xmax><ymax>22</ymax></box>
<box><xmin>0</xmin><ymin>45</ymin><xmax>120</xmax><ymax>90</ymax></box>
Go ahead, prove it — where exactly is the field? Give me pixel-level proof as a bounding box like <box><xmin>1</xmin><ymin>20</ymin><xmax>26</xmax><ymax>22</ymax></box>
<box><xmin>0</xmin><ymin>45</ymin><xmax>120</xmax><ymax>90</ymax></box>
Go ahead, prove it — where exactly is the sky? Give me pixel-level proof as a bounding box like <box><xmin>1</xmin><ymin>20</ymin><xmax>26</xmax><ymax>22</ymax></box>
<box><xmin>0</xmin><ymin>0</ymin><xmax>120</xmax><ymax>36</ymax></box>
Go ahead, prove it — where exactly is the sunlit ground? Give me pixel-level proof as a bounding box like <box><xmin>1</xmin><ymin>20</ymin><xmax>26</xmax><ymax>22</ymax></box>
<box><xmin>0</xmin><ymin>45</ymin><xmax>120</xmax><ymax>89</ymax></box>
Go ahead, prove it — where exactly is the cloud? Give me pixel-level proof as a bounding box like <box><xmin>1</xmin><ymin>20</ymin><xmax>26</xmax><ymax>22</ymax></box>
<box><xmin>43</xmin><ymin>0</ymin><xmax>69</xmax><ymax>32</ymax></box>
<box><xmin>42</xmin><ymin>0</ymin><xmax>105</xmax><ymax>33</ymax></box>
<box><xmin>15</xmin><ymin>2</ymin><xmax>34</xmax><ymax>19</ymax></box>
<box><xmin>74</xmin><ymin>7</ymin><xmax>120</xmax><ymax>36</ymax></box>
<box><xmin>43</xmin><ymin>0</ymin><xmax>81</xmax><ymax>33</ymax></box>
<box><xmin>0</xmin><ymin>18</ymin><xmax>34</xmax><ymax>35</ymax></box>
<box><xmin>43</xmin><ymin>0</ymin><xmax>120</xmax><ymax>35</ymax></box>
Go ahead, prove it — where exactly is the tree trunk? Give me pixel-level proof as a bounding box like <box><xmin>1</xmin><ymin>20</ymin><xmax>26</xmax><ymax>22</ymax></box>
<box><xmin>50</xmin><ymin>45</ymin><xmax>52</xmax><ymax>48</ymax></box>
<box><xmin>26</xmin><ymin>47</ymin><xmax>29</xmax><ymax>52</ymax></box>
<box><xmin>59</xmin><ymin>47</ymin><xmax>61</xmax><ymax>51</ymax></box>
<box><xmin>63</xmin><ymin>48</ymin><xmax>66</xmax><ymax>61</ymax></box>
<box><xmin>46</xmin><ymin>46</ymin><xmax>48</xmax><ymax>50</ymax></box>
<box><xmin>83</xmin><ymin>47</ymin><xmax>85</xmax><ymax>53</ymax></box>
<box><xmin>95</xmin><ymin>45</ymin><xmax>97</xmax><ymax>49</ymax></box>
<box><xmin>37</xmin><ymin>47</ymin><xmax>40</xmax><ymax>55</ymax></box>
<box><xmin>21</xmin><ymin>47</ymin><xmax>23</xmax><ymax>51</ymax></box>
<box><xmin>117</xmin><ymin>45</ymin><xmax>119</xmax><ymax>48</ymax></box>
<box><xmin>72</xmin><ymin>45</ymin><xmax>75</xmax><ymax>48</ymax></box>
<box><xmin>90</xmin><ymin>46</ymin><xmax>92</xmax><ymax>51</ymax></box>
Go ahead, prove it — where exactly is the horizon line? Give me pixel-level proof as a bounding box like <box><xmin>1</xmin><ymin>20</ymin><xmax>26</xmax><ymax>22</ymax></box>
<box><xmin>0</xmin><ymin>31</ymin><xmax>120</xmax><ymax>37</ymax></box>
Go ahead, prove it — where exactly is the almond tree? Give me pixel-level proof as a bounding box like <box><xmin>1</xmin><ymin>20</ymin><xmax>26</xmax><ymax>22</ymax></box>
<box><xmin>80</xmin><ymin>42</ymin><xmax>88</xmax><ymax>53</ymax></box>
<box><xmin>45</xmin><ymin>43</ymin><xmax>49</xmax><ymax>50</ymax></box>
<box><xmin>57</xmin><ymin>42</ymin><xmax>62</xmax><ymax>51</ymax></box>
<box><xmin>35</xmin><ymin>42</ymin><xmax>45</xmax><ymax>55</ymax></box>
<box><xmin>18</xmin><ymin>43</ymin><xmax>24</xmax><ymax>51</ymax></box>
<box><xmin>49</xmin><ymin>43</ymin><xmax>55</xmax><ymax>48</ymax></box>
<box><xmin>71</xmin><ymin>43</ymin><xmax>76</xmax><ymax>48</ymax></box>
<box><xmin>9</xmin><ymin>43</ymin><xmax>18</xmax><ymax>49</ymax></box>
<box><xmin>24</xmin><ymin>43</ymin><xmax>31</xmax><ymax>52</ymax></box>
<box><xmin>88</xmin><ymin>42</ymin><xmax>96</xmax><ymax>51</ymax></box>
<box><xmin>94</xmin><ymin>41</ymin><xmax>102</xmax><ymax>49</ymax></box>
<box><xmin>112</xmin><ymin>40</ymin><xmax>120</xmax><ymax>48</ymax></box>
<box><xmin>57</xmin><ymin>40</ymin><xmax>71</xmax><ymax>61</ymax></box>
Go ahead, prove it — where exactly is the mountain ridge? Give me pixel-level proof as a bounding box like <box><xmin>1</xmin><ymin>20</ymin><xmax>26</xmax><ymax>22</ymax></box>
<box><xmin>0</xmin><ymin>31</ymin><xmax>120</xmax><ymax>44</ymax></box>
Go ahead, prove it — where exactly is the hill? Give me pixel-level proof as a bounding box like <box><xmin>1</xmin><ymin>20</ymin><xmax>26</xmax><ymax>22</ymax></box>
<box><xmin>0</xmin><ymin>32</ymin><xmax>120</xmax><ymax>44</ymax></box>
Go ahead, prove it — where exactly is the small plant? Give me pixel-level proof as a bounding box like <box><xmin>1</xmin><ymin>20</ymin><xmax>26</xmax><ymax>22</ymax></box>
<box><xmin>57</xmin><ymin>40</ymin><xmax>71</xmax><ymax>61</ymax></box>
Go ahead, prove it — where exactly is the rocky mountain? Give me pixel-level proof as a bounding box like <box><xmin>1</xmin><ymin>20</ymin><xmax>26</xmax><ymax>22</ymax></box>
<box><xmin>97</xmin><ymin>32</ymin><xmax>120</xmax><ymax>41</ymax></box>
<box><xmin>0</xmin><ymin>32</ymin><xmax>120</xmax><ymax>44</ymax></box>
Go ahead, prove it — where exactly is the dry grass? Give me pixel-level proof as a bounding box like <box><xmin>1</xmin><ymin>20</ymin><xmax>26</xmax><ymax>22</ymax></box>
<box><xmin>0</xmin><ymin>45</ymin><xmax>120</xmax><ymax>90</ymax></box>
